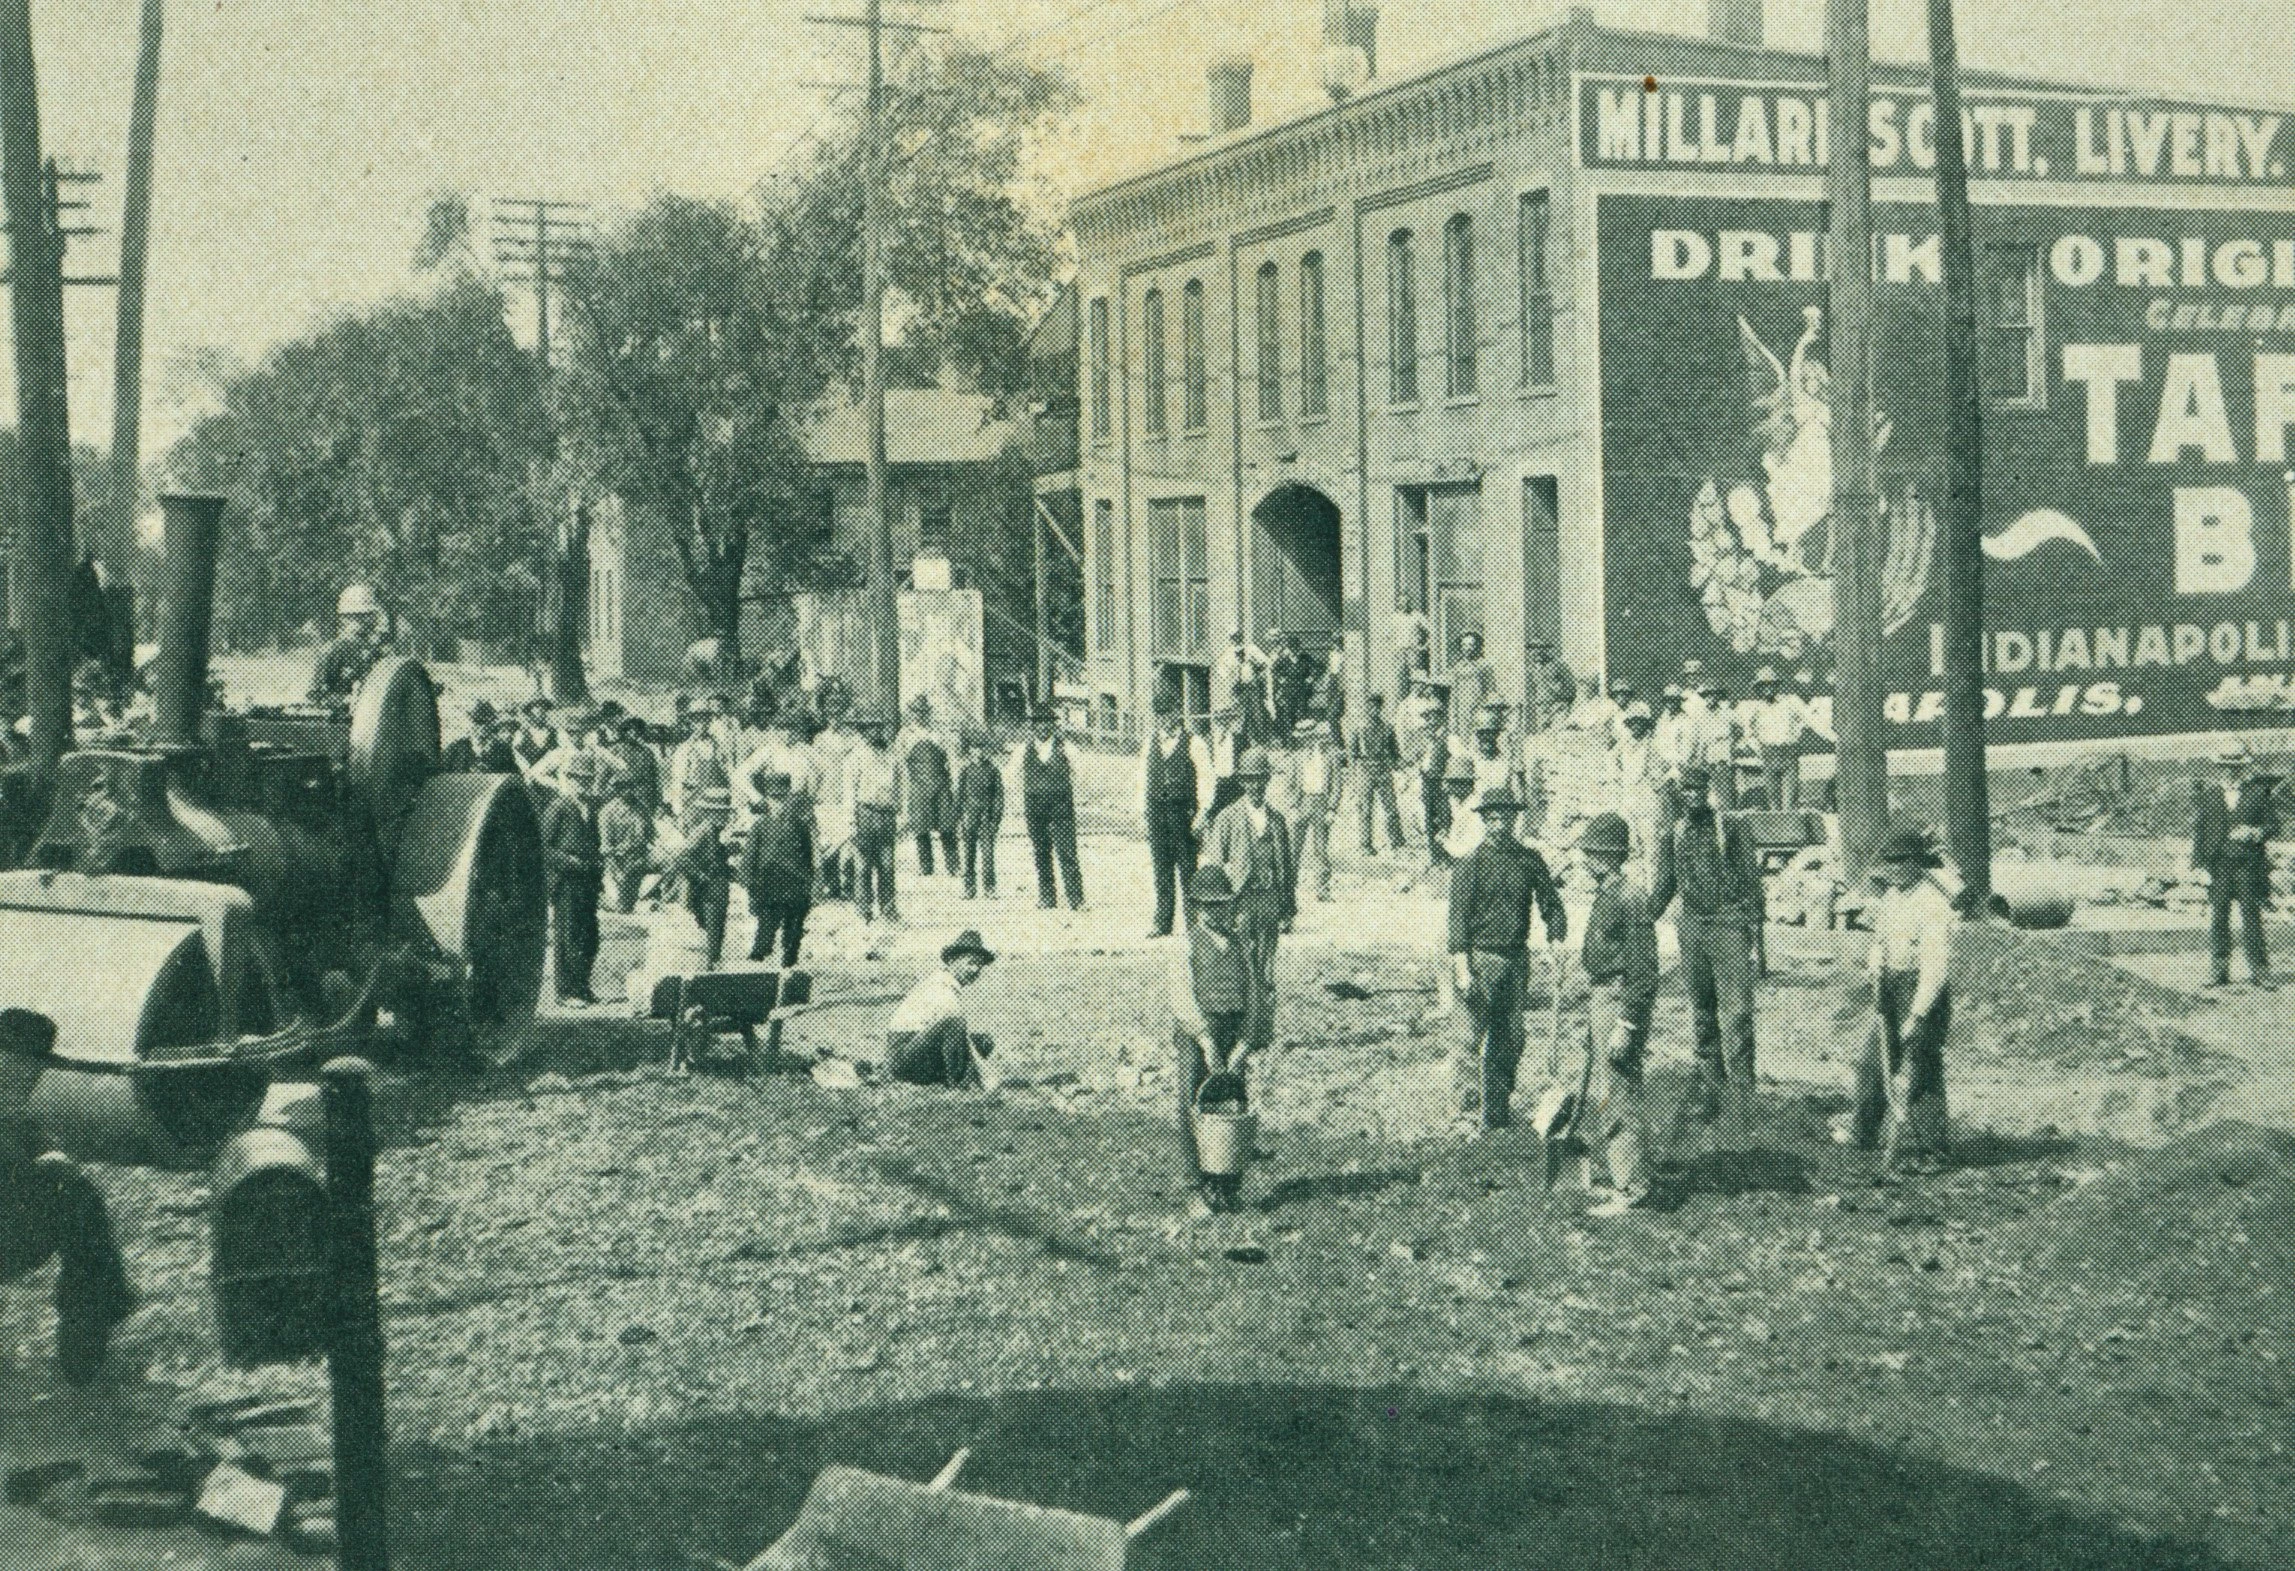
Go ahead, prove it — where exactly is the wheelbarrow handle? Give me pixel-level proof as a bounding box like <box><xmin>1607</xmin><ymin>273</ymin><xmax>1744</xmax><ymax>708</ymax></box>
<box><xmin>928</xmin><ymin>1448</ymin><xmax>971</xmax><ymax>1490</ymax></box>
<box><xmin>1124</xmin><ymin>1489</ymin><xmax>1191</xmax><ymax>1540</ymax></box>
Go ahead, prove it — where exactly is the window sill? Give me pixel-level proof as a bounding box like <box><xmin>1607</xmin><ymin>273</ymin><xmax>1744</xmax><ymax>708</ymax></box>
<box><xmin>1519</xmin><ymin>382</ymin><xmax>1558</xmax><ymax>399</ymax></box>
<box><xmin>1179</xmin><ymin>425</ymin><xmax>1210</xmax><ymax>438</ymax></box>
<box><xmin>1298</xmin><ymin>412</ymin><xmax>1331</xmax><ymax>428</ymax></box>
<box><xmin>1255</xmin><ymin>417</ymin><xmax>1285</xmax><ymax>431</ymax></box>
<box><xmin>1387</xmin><ymin>401</ymin><xmax>1422</xmax><ymax>415</ymax></box>
<box><xmin>1444</xmin><ymin>394</ymin><xmax>1481</xmax><ymax>409</ymax></box>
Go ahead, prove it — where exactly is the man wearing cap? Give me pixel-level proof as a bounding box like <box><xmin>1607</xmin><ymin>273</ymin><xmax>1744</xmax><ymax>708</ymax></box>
<box><xmin>743</xmin><ymin>769</ymin><xmax>817</xmax><ymax>965</ymax></box>
<box><xmin>1143</xmin><ymin>691</ymin><xmax>1212</xmax><ymax>937</ymax></box>
<box><xmin>442</xmin><ymin>700</ymin><xmax>501</xmax><ymax>773</ymax></box>
<box><xmin>541</xmin><ymin>752</ymin><xmax>608</xmax><ymax>1005</ymax></box>
<box><xmin>2</xmin><ymin>1010</ymin><xmax>138</xmax><ymax>1383</ymax></box>
<box><xmin>1652</xmin><ymin>762</ymin><xmax>1767</xmax><ymax>1142</ymax></box>
<box><xmin>954</xmin><ymin>730</ymin><xmax>1004</xmax><ymax>899</ymax></box>
<box><xmin>1351</xmin><ymin>692</ymin><xmax>1408</xmax><ymax>855</ymax></box>
<box><xmin>308</xmin><ymin>584</ymin><xmax>386</xmax><ymax>705</ymax></box>
<box><xmin>739</xmin><ymin>708</ymin><xmax>821</xmax><ymax>819</ymax></box>
<box><xmin>1849</xmin><ymin>827</ymin><xmax>1957</xmax><ymax>1171</ymax></box>
<box><xmin>1576</xmin><ymin>811</ymin><xmax>1659</xmax><ymax>1213</ymax></box>
<box><xmin>1213</xmin><ymin>629</ymin><xmax>1270</xmax><ymax>747</ymax></box>
<box><xmin>1169</xmin><ymin>865</ymin><xmax>1255</xmax><ymax>1215</ymax></box>
<box><xmin>2193</xmin><ymin>742</ymin><xmax>2279</xmax><ymax>988</ymax></box>
<box><xmin>1462</xmin><ymin>703</ymin><xmax>1525</xmax><ymax>820</ymax></box>
<box><xmin>899</xmin><ymin>695</ymin><xmax>959</xmax><ymax>878</ymax></box>
<box><xmin>1205</xmin><ymin>747</ymin><xmax>1296</xmax><ymax>1055</ymax></box>
<box><xmin>1447</xmin><ymin>785</ymin><xmax>1567</xmax><ymax>1130</ymax></box>
<box><xmin>1016</xmin><ymin>706</ymin><xmax>1085</xmax><ymax>910</ymax></box>
<box><xmin>1289</xmin><ymin>716</ymin><xmax>1343</xmax><ymax>902</ymax></box>
<box><xmin>1409</xmin><ymin>676</ymin><xmax>1454</xmax><ymax>862</ymax></box>
<box><xmin>667</xmin><ymin>785</ymin><xmax>736</xmax><ymax>967</ymax></box>
<box><xmin>885</xmin><ymin>931</ymin><xmax>996</xmax><ymax>1087</ymax></box>
<box><xmin>845</xmin><ymin>711</ymin><xmax>901</xmax><ymax>923</ymax></box>
<box><xmin>1742</xmin><ymin>668</ymin><xmax>1807</xmax><ymax>810</ymax></box>
<box><xmin>513</xmin><ymin>696</ymin><xmax>560</xmax><ymax>789</ymax></box>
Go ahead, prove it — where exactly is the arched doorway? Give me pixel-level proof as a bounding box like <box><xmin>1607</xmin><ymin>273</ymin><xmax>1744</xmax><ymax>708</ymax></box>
<box><xmin>1250</xmin><ymin>484</ymin><xmax>1343</xmax><ymax>644</ymax></box>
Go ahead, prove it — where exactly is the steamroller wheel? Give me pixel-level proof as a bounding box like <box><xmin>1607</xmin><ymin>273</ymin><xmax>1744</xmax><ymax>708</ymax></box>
<box><xmin>389</xmin><ymin>772</ymin><xmax>545</xmax><ymax>1055</ymax></box>
<box><xmin>347</xmin><ymin>656</ymin><xmax>442</xmax><ymax>847</ymax></box>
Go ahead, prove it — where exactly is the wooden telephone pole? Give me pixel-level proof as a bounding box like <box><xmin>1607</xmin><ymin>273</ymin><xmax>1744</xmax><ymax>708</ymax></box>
<box><xmin>1928</xmin><ymin>0</ymin><xmax>1991</xmax><ymax>902</ymax></box>
<box><xmin>105</xmin><ymin>0</ymin><xmax>164</xmax><ymax>582</ymax></box>
<box><xmin>1825</xmin><ymin>0</ymin><xmax>1888</xmax><ymax>875</ymax></box>
<box><xmin>1</xmin><ymin>0</ymin><xmax>78</xmax><ymax>770</ymax></box>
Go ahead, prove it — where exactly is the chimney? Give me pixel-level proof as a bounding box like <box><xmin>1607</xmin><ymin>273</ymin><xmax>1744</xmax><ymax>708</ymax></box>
<box><xmin>1341</xmin><ymin>4</ymin><xmax>1378</xmax><ymax>78</ymax></box>
<box><xmin>1322</xmin><ymin>1</ymin><xmax>1377</xmax><ymax>103</ymax></box>
<box><xmin>1207</xmin><ymin>56</ymin><xmax>1254</xmax><ymax>136</ymax></box>
<box><xmin>1709</xmin><ymin>0</ymin><xmax>1762</xmax><ymax>47</ymax></box>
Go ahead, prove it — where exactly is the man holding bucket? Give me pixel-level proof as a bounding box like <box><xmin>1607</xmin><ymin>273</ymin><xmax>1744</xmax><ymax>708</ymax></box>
<box><xmin>1170</xmin><ymin>867</ymin><xmax>1256</xmax><ymax>1215</ymax></box>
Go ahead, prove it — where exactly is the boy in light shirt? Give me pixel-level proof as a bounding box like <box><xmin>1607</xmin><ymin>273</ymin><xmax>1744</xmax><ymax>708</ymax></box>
<box><xmin>1851</xmin><ymin>827</ymin><xmax>1957</xmax><ymax>1174</ymax></box>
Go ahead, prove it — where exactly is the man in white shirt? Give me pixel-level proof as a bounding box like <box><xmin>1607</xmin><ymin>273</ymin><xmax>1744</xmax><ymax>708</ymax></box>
<box><xmin>737</xmin><ymin>711</ymin><xmax>822</xmax><ymax>817</ymax></box>
<box><xmin>885</xmin><ymin>929</ymin><xmax>996</xmax><ymax>1086</ymax></box>
<box><xmin>1653</xmin><ymin>684</ymin><xmax>1692</xmax><ymax>778</ymax></box>
<box><xmin>1742</xmin><ymin>667</ymin><xmax>1808</xmax><ymax>810</ymax></box>
<box><xmin>1851</xmin><ymin>827</ymin><xmax>1956</xmax><ymax>1172</ymax></box>
<box><xmin>668</xmin><ymin>693</ymin><xmax>734</xmax><ymax>823</ymax></box>
<box><xmin>1688</xmin><ymin>680</ymin><xmax>1740</xmax><ymax>810</ymax></box>
<box><xmin>1609</xmin><ymin>700</ymin><xmax>1670</xmax><ymax>882</ymax></box>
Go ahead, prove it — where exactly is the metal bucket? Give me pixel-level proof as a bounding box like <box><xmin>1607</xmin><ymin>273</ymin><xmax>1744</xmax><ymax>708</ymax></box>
<box><xmin>1193</xmin><ymin>1077</ymin><xmax>1256</xmax><ymax>1179</ymax></box>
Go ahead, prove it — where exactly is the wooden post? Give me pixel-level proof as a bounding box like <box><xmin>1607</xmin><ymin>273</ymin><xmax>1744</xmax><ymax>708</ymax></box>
<box><xmin>105</xmin><ymin>0</ymin><xmax>164</xmax><ymax>580</ymax></box>
<box><xmin>322</xmin><ymin>1058</ymin><xmax>390</xmax><ymax>1571</ymax></box>
<box><xmin>1927</xmin><ymin>0</ymin><xmax>1990</xmax><ymax>903</ymax></box>
<box><xmin>1033</xmin><ymin>495</ymin><xmax>1052</xmax><ymax>705</ymax></box>
<box><xmin>1824</xmin><ymin>0</ymin><xmax>1887</xmax><ymax>877</ymax></box>
<box><xmin>860</xmin><ymin>0</ymin><xmax>899</xmax><ymax>721</ymax></box>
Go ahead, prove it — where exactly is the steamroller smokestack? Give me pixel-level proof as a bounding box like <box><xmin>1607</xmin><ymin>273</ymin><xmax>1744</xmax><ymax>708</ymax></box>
<box><xmin>153</xmin><ymin>493</ymin><xmax>225</xmax><ymax>748</ymax></box>
<box><xmin>1207</xmin><ymin>56</ymin><xmax>1254</xmax><ymax>136</ymax></box>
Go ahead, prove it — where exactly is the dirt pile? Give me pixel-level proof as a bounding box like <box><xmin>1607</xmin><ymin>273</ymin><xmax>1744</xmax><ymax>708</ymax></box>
<box><xmin>2004</xmin><ymin>1119</ymin><xmax>2295</xmax><ymax>1298</ymax></box>
<box><xmin>1944</xmin><ymin>922</ymin><xmax>2231</xmax><ymax>1079</ymax></box>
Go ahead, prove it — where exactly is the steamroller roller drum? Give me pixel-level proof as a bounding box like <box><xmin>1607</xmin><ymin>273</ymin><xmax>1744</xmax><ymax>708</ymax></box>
<box><xmin>346</xmin><ymin>655</ymin><xmax>441</xmax><ymax>844</ymax></box>
<box><xmin>388</xmin><ymin>770</ymin><xmax>546</xmax><ymax>1044</ymax></box>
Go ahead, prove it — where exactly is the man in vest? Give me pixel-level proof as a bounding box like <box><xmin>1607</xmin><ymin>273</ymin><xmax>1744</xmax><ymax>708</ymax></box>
<box><xmin>1203</xmin><ymin>747</ymin><xmax>1295</xmax><ymax>1060</ymax></box>
<box><xmin>541</xmin><ymin>751</ymin><xmax>608</xmax><ymax>1005</ymax></box>
<box><xmin>1169</xmin><ymin>866</ymin><xmax>1254</xmax><ymax>1216</ymax></box>
<box><xmin>1652</xmin><ymin>762</ymin><xmax>1767</xmax><ymax>1144</ymax></box>
<box><xmin>2193</xmin><ymin>740</ymin><xmax>2280</xmax><ymax>988</ymax></box>
<box><xmin>1142</xmin><ymin>690</ymin><xmax>1211</xmax><ymax>937</ymax></box>
<box><xmin>899</xmin><ymin>695</ymin><xmax>958</xmax><ymax>877</ymax></box>
<box><xmin>1351</xmin><ymin>692</ymin><xmax>1407</xmax><ymax>854</ymax></box>
<box><xmin>1446</xmin><ymin>785</ymin><xmax>1566</xmax><ymax>1131</ymax></box>
<box><xmin>1016</xmin><ymin>705</ymin><xmax>1085</xmax><ymax>910</ymax></box>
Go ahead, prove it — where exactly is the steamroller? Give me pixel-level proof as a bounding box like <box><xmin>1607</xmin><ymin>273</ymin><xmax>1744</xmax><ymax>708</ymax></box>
<box><xmin>0</xmin><ymin>496</ymin><xmax>547</xmax><ymax>1170</ymax></box>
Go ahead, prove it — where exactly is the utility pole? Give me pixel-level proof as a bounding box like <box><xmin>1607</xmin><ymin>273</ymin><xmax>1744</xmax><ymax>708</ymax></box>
<box><xmin>807</xmin><ymin>4</ymin><xmax>943</xmax><ymax>721</ymax></box>
<box><xmin>1825</xmin><ymin>0</ymin><xmax>1888</xmax><ymax>876</ymax></box>
<box><xmin>1</xmin><ymin>0</ymin><xmax>78</xmax><ymax>771</ymax></box>
<box><xmin>105</xmin><ymin>0</ymin><xmax>164</xmax><ymax>582</ymax></box>
<box><xmin>1927</xmin><ymin>0</ymin><xmax>1990</xmax><ymax>903</ymax></box>
<box><xmin>494</xmin><ymin>198</ymin><xmax>593</xmax><ymax>703</ymax></box>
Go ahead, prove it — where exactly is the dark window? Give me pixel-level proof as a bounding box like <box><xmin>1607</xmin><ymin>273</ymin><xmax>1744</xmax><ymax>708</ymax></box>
<box><xmin>1443</xmin><ymin>214</ymin><xmax>1478</xmax><ymax>399</ymax></box>
<box><xmin>1299</xmin><ymin>252</ymin><xmax>1329</xmax><ymax>419</ymax></box>
<box><xmin>1981</xmin><ymin>241</ymin><xmax>2043</xmax><ymax>406</ymax></box>
<box><xmin>1396</xmin><ymin>483</ymin><xmax>1484</xmax><ymax>656</ymax></box>
<box><xmin>1519</xmin><ymin>190</ymin><xmax>1554</xmax><ymax>387</ymax></box>
<box><xmin>1181</xmin><ymin>280</ymin><xmax>1207</xmax><ymax>431</ymax></box>
<box><xmin>1387</xmin><ymin>230</ymin><xmax>1419</xmax><ymax>405</ymax></box>
<box><xmin>1142</xmin><ymin>287</ymin><xmax>1167</xmax><ymax>437</ymax></box>
<box><xmin>1149</xmin><ymin>497</ymin><xmax>1211</xmax><ymax>657</ymax></box>
<box><xmin>1088</xmin><ymin>295</ymin><xmax>1111</xmax><ymax>440</ymax></box>
<box><xmin>1255</xmin><ymin>261</ymin><xmax>1283</xmax><ymax>422</ymax></box>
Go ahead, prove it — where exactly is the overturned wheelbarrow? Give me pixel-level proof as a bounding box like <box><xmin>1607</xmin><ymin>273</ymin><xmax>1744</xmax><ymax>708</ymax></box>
<box><xmin>744</xmin><ymin>1450</ymin><xmax>1188</xmax><ymax>1571</ymax></box>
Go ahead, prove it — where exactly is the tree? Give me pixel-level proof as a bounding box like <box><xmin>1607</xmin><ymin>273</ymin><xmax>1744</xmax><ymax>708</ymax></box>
<box><xmin>554</xmin><ymin>195</ymin><xmax>835</xmax><ymax>671</ymax></box>
<box><xmin>165</xmin><ymin>274</ymin><xmax>548</xmax><ymax>654</ymax></box>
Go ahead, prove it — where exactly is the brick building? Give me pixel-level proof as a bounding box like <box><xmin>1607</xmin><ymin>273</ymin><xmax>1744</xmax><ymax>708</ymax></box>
<box><xmin>1072</xmin><ymin>5</ymin><xmax>2295</xmax><ymax>754</ymax></box>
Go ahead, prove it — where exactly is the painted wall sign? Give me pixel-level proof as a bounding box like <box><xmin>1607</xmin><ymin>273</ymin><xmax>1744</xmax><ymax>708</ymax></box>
<box><xmin>1595</xmin><ymin>192</ymin><xmax>2295</xmax><ymax>741</ymax></box>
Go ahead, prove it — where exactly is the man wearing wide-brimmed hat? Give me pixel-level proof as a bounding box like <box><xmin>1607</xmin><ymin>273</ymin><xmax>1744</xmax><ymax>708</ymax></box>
<box><xmin>1204</xmin><ymin>746</ymin><xmax>1295</xmax><ymax>1056</ymax></box>
<box><xmin>1652</xmin><ymin>762</ymin><xmax>1766</xmax><ymax>1144</ymax></box>
<box><xmin>1289</xmin><ymin>716</ymin><xmax>1343</xmax><ymax>903</ymax></box>
<box><xmin>1851</xmin><ymin>827</ymin><xmax>1957</xmax><ymax>1171</ymax></box>
<box><xmin>2193</xmin><ymin>740</ymin><xmax>2279</xmax><ymax>988</ymax></box>
<box><xmin>1447</xmin><ymin>784</ymin><xmax>1565</xmax><ymax>1131</ymax></box>
<box><xmin>541</xmin><ymin>750</ymin><xmax>609</xmax><ymax>1005</ymax></box>
<box><xmin>899</xmin><ymin>694</ymin><xmax>958</xmax><ymax>879</ymax></box>
<box><xmin>1142</xmin><ymin>688</ymin><xmax>1211</xmax><ymax>937</ymax></box>
<box><xmin>1574</xmin><ymin>811</ymin><xmax>1659</xmax><ymax>1212</ymax></box>
<box><xmin>1016</xmin><ymin>705</ymin><xmax>1085</xmax><ymax>910</ymax></box>
<box><xmin>885</xmin><ymin>930</ymin><xmax>997</xmax><ymax>1086</ymax></box>
<box><xmin>1169</xmin><ymin>866</ymin><xmax>1254</xmax><ymax>1214</ymax></box>
<box><xmin>845</xmin><ymin>709</ymin><xmax>902</xmax><ymax>924</ymax></box>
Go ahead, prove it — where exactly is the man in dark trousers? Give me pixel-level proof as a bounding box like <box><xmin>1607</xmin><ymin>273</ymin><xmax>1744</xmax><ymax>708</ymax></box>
<box><xmin>442</xmin><ymin>700</ymin><xmax>500</xmax><ymax>772</ymax></box>
<box><xmin>1203</xmin><ymin>747</ymin><xmax>1295</xmax><ymax>1061</ymax></box>
<box><xmin>610</xmin><ymin>714</ymin><xmax>663</xmax><ymax>821</ymax></box>
<box><xmin>1352</xmin><ymin>692</ymin><xmax>1408</xmax><ymax>854</ymax></box>
<box><xmin>900</xmin><ymin>695</ymin><xmax>958</xmax><ymax>876</ymax></box>
<box><xmin>1015</xmin><ymin>705</ymin><xmax>1085</xmax><ymax>910</ymax></box>
<box><xmin>1446</xmin><ymin>786</ymin><xmax>1566</xmax><ymax>1131</ymax></box>
<box><xmin>955</xmin><ymin>730</ymin><xmax>1004</xmax><ymax>898</ymax></box>
<box><xmin>1142</xmin><ymin>690</ymin><xmax>1210</xmax><ymax>937</ymax></box>
<box><xmin>666</xmin><ymin>786</ymin><xmax>736</xmax><ymax>969</ymax></box>
<box><xmin>1652</xmin><ymin>762</ymin><xmax>1767</xmax><ymax>1144</ymax></box>
<box><xmin>541</xmin><ymin>751</ymin><xmax>608</xmax><ymax>1005</ymax></box>
<box><xmin>2</xmin><ymin>1009</ymin><xmax>136</xmax><ymax>1384</ymax></box>
<box><xmin>1169</xmin><ymin>866</ymin><xmax>1254</xmax><ymax>1215</ymax></box>
<box><xmin>743</xmin><ymin>770</ymin><xmax>816</xmax><ymax>966</ymax></box>
<box><xmin>2194</xmin><ymin>740</ymin><xmax>2279</xmax><ymax>988</ymax></box>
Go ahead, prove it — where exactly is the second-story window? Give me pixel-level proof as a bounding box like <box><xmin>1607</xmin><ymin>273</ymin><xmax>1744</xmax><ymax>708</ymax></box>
<box><xmin>1142</xmin><ymin>287</ymin><xmax>1167</xmax><ymax>437</ymax></box>
<box><xmin>1181</xmin><ymin>279</ymin><xmax>1207</xmax><ymax>431</ymax></box>
<box><xmin>1388</xmin><ymin>229</ymin><xmax>1419</xmax><ymax>406</ymax></box>
<box><xmin>1256</xmin><ymin>261</ymin><xmax>1283</xmax><ymax>422</ymax></box>
<box><xmin>1088</xmin><ymin>295</ymin><xmax>1111</xmax><ymax>440</ymax></box>
<box><xmin>1299</xmin><ymin>251</ymin><xmax>1329</xmax><ymax>419</ymax></box>
<box><xmin>1519</xmin><ymin>190</ymin><xmax>1554</xmax><ymax>387</ymax></box>
<box><xmin>1444</xmin><ymin>213</ymin><xmax>1477</xmax><ymax>399</ymax></box>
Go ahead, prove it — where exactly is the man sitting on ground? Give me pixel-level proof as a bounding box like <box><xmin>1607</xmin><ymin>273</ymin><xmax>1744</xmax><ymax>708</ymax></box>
<box><xmin>884</xmin><ymin>930</ymin><xmax>997</xmax><ymax>1087</ymax></box>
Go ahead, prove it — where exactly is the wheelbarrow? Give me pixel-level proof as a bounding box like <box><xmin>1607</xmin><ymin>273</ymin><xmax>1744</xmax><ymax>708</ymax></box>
<box><xmin>744</xmin><ymin>1449</ymin><xmax>1189</xmax><ymax>1571</ymax></box>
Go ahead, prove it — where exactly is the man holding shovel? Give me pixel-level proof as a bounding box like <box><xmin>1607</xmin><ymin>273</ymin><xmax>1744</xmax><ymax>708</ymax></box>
<box><xmin>1572</xmin><ymin>812</ymin><xmax>1660</xmax><ymax>1214</ymax></box>
<box><xmin>1169</xmin><ymin>866</ymin><xmax>1256</xmax><ymax>1216</ymax></box>
<box><xmin>1850</xmin><ymin>827</ymin><xmax>1957</xmax><ymax>1175</ymax></box>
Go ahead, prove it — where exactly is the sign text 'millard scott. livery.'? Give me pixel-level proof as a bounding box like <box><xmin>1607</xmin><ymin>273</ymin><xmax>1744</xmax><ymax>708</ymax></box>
<box><xmin>1587</xmin><ymin>75</ymin><xmax>2295</xmax><ymax>744</ymax></box>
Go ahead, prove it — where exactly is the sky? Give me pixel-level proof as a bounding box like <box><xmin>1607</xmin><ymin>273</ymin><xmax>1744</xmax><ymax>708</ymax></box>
<box><xmin>4</xmin><ymin>0</ymin><xmax>2285</xmax><ymax>463</ymax></box>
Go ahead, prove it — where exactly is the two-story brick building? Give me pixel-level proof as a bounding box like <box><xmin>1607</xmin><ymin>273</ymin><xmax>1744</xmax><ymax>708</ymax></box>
<box><xmin>1072</xmin><ymin>5</ymin><xmax>2295</xmax><ymax>754</ymax></box>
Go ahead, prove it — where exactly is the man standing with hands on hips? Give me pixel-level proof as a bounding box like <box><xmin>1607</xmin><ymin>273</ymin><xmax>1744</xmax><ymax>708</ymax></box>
<box><xmin>2194</xmin><ymin>740</ymin><xmax>2278</xmax><ymax>988</ymax></box>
